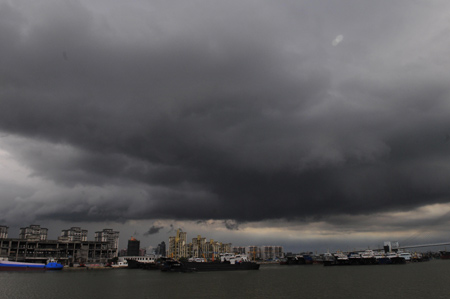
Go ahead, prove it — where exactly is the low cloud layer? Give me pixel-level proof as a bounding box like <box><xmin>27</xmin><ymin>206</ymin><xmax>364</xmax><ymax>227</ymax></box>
<box><xmin>1</xmin><ymin>0</ymin><xmax>450</xmax><ymax>241</ymax></box>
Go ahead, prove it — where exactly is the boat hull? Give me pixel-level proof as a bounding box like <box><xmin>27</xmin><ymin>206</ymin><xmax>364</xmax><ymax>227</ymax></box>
<box><xmin>0</xmin><ymin>265</ymin><xmax>45</xmax><ymax>271</ymax></box>
<box><xmin>162</xmin><ymin>261</ymin><xmax>260</xmax><ymax>272</ymax></box>
<box><xmin>0</xmin><ymin>261</ymin><xmax>63</xmax><ymax>271</ymax></box>
<box><xmin>126</xmin><ymin>259</ymin><xmax>161</xmax><ymax>270</ymax></box>
<box><xmin>183</xmin><ymin>261</ymin><xmax>260</xmax><ymax>271</ymax></box>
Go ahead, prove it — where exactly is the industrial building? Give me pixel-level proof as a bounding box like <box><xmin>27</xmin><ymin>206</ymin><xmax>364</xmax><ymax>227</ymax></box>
<box><xmin>0</xmin><ymin>225</ymin><xmax>119</xmax><ymax>265</ymax></box>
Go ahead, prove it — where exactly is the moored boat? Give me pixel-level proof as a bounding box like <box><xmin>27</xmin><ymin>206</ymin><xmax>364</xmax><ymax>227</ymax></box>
<box><xmin>280</xmin><ymin>255</ymin><xmax>307</xmax><ymax>265</ymax></box>
<box><xmin>348</xmin><ymin>252</ymin><xmax>362</xmax><ymax>265</ymax></box>
<box><xmin>323</xmin><ymin>250</ymin><xmax>406</xmax><ymax>266</ymax></box>
<box><xmin>0</xmin><ymin>259</ymin><xmax>63</xmax><ymax>271</ymax></box>
<box><xmin>439</xmin><ymin>251</ymin><xmax>450</xmax><ymax>259</ymax></box>
<box><xmin>125</xmin><ymin>256</ymin><xmax>160</xmax><ymax>269</ymax></box>
<box><xmin>181</xmin><ymin>261</ymin><xmax>260</xmax><ymax>272</ymax></box>
<box><xmin>398</xmin><ymin>251</ymin><xmax>412</xmax><ymax>262</ymax></box>
<box><xmin>162</xmin><ymin>253</ymin><xmax>260</xmax><ymax>272</ymax></box>
<box><xmin>360</xmin><ymin>250</ymin><xmax>377</xmax><ymax>265</ymax></box>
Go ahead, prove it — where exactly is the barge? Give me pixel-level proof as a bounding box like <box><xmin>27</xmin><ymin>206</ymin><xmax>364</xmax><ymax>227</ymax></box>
<box><xmin>0</xmin><ymin>259</ymin><xmax>64</xmax><ymax>271</ymax></box>
<box><xmin>161</xmin><ymin>253</ymin><xmax>260</xmax><ymax>272</ymax></box>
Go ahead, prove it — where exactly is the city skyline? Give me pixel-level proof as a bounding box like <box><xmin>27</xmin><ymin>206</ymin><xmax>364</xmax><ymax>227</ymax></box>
<box><xmin>2</xmin><ymin>0</ymin><xmax>450</xmax><ymax>253</ymax></box>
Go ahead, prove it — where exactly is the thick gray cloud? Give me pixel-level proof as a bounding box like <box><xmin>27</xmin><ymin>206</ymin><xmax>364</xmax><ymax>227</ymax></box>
<box><xmin>144</xmin><ymin>225</ymin><xmax>164</xmax><ymax>236</ymax></box>
<box><xmin>1</xmin><ymin>0</ymin><xmax>450</xmax><ymax>231</ymax></box>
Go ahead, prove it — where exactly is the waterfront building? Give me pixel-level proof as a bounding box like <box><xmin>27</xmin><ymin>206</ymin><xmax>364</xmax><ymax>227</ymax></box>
<box><xmin>168</xmin><ymin>229</ymin><xmax>187</xmax><ymax>259</ymax></box>
<box><xmin>189</xmin><ymin>235</ymin><xmax>232</xmax><ymax>260</ymax></box>
<box><xmin>168</xmin><ymin>230</ymin><xmax>232</xmax><ymax>260</ymax></box>
<box><xmin>19</xmin><ymin>225</ymin><xmax>48</xmax><ymax>241</ymax></box>
<box><xmin>127</xmin><ymin>237</ymin><xmax>140</xmax><ymax>256</ymax></box>
<box><xmin>186</xmin><ymin>242</ymin><xmax>193</xmax><ymax>258</ymax></box>
<box><xmin>207</xmin><ymin>240</ymin><xmax>232</xmax><ymax>260</ymax></box>
<box><xmin>139</xmin><ymin>248</ymin><xmax>146</xmax><ymax>256</ymax></box>
<box><xmin>247</xmin><ymin>246</ymin><xmax>262</xmax><ymax>260</ymax></box>
<box><xmin>218</xmin><ymin>242</ymin><xmax>232</xmax><ymax>255</ymax></box>
<box><xmin>0</xmin><ymin>238</ymin><xmax>118</xmax><ymax>264</ymax></box>
<box><xmin>261</xmin><ymin>246</ymin><xmax>284</xmax><ymax>260</ymax></box>
<box><xmin>59</xmin><ymin>227</ymin><xmax>88</xmax><ymax>242</ymax></box>
<box><xmin>0</xmin><ymin>226</ymin><xmax>8</xmax><ymax>239</ymax></box>
<box><xmin>233</xmin><ymin>246</ymin><xmax>246</xmax><ymax>254</ymax></box>
<box><xmin>156</xmin><ymin>241</ymin><xmax>166</xmax><ymax>257</ymax></box>
<box><xmin>95</xmin><ymin>229</ymin><xmax>120</xmax><ymax>257</ymax></box>
<box><xmin>192</xmin><ymin>235</ymin><xmax>207</xmax><ymax>258</ymax></box>
<box><xmin>274</xmin><ymin>246</ymin><xmax>284</xmax><ymax>259</ymax></box>
<box><xmin>0</xmin><ymin>225</ymin><xmax>119</xmax><ymax>264</ymax></box>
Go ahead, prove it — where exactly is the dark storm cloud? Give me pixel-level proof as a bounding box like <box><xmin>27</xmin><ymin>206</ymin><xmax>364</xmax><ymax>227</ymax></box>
<box><xmin>1</xmin><ymin>0</ymin><xmax>450</xmax><ymax>226</ymax></box>
<box><xmin>144</xmin><ymin>225</ymin><xmax>164</xmax><ymax>236</ymax></box>
<box><xmin>224</xmin><ymin>220</ymin><xmax>239</xmax><ymax>231</ymax></box>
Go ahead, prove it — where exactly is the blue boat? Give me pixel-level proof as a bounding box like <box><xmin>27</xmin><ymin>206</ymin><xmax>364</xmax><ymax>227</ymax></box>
<box><xmin>0</xmin><ymin>259</ymin><xmax>64</xmax><ymax>271</ymax></box>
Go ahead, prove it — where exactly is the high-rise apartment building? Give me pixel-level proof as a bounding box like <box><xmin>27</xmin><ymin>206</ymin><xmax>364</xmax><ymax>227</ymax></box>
<box><xmin>192</xmin><ymin>235</ymin><xmax>207</xmax><ymax>258</ymax></box>
<box><xmin>246</xmin><ymin>246</ymin><xmax>261</xmax><ymax>260</ymax></box>
<box><xmin>156</xmin><ymin>241</ymin><xmax>166</xmax><ymax>257</ymax></box>
<box><xmin>168</xmin><ymin>230</ymin><xmax>232</xmax><ymax>260</ymax></box>
<box><xmin>127</xmin><ymin>237</ymin><xmax>140</xmax><ymax>256</ymax></box>
<box><xmin>168</xmin><ymin>229</ymin><xmax>187</xmax><ymax>259</ymax></box>
<box><xmin>95</xmin><ymin>228</ymin><xmax>119</xmax><ymax>257</ymax></box>
<box><xmin>59</xmin><ymin>227</ymin><xmax>88</xmax><ymax>242</ymax></box>
<box><xmin>232</xmin><ymin>246</ymin><xmax>246</xmax><ymax>254</ymax></box>
<box><xmin>19</xmin><ymin>225</ymin><xmax>48</xmax><ymax>241</ymax></box>
<box><xmin>0</xmin><ymin>226</ymin><xmax>8</xmax><ymax>239</ymax></box>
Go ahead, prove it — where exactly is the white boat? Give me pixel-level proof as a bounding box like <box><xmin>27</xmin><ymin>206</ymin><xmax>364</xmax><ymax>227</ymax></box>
<box><xmin>220</xmin><ymin>253</ymin><xmax>250</xmax><ymax>264</ymax></box>
<box><xmin>323</xmin><ymin>251</ymin><xmax>335</xmax><ymax>262</ymax></box>
<box><xmin>373</xmin><ymin>252</ymin><xmax>385</xmax><ymax>260</ymax></box>
<box><xmin>334</xmin><ymin>252</ymin><xmax>349</xmax><ymax>261</ymax></box>
<box><xmin>361</xmin><ymin>250</ymin><xmax>375</xmax><ymax>259</ymax></box>
<box><xmin>386</xmin><ymin>252</ymin><xmax>399</xmax><ymax>259</ymax></box>
<box><xmin>398</xmin><ymin>251</ymin><xmax>412</xmax><ymax>261</ymax></box>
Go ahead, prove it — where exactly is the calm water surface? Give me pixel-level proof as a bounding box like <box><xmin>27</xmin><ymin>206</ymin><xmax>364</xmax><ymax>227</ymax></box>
<box><xmin>1</xmin><ymin>260</ymin><xmax>449</xmax><ymax>299</ymax></box>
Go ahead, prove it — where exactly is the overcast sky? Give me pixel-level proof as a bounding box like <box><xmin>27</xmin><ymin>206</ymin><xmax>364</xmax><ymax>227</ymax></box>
<box><xmin>1</xmin><ymin>0</ymin><xmax>450</xmax><ymax>252</ymax></box>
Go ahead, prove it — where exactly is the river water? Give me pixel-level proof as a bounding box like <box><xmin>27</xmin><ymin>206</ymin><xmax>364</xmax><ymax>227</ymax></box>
<box><xmin>1</xmin><ymin>260</ymin><xmax>449</xmax><ymax>299</ymax></box>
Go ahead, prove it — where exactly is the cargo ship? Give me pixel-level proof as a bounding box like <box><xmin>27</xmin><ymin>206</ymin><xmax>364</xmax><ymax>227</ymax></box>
<box><xmin>125</xmin><ymin>256</ymin><xmax>160</xmax><ymax>269</ymax></box>
<box><xmin>323</xmin><ymin>251</ymin><xmax>406</xmax><ymax>266</ymax></box>
<box><xmin>161</xmin><ymin>260</ymin><xmax>260</xmax><ymax>272</ymax></box>
<box><xmin>280</xmin><ymin>255</ymin><xmax>308</xmax><ymax>265</ymax></box>
<box><xmin>0</xmin><ymin>259</ymin><xmax>64</xmax><ymax>271</ymax></box>
<box><xmin>161</xmin><ymin>253</ymin><xmax>259</xmax><ymax>272</ymax></box>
